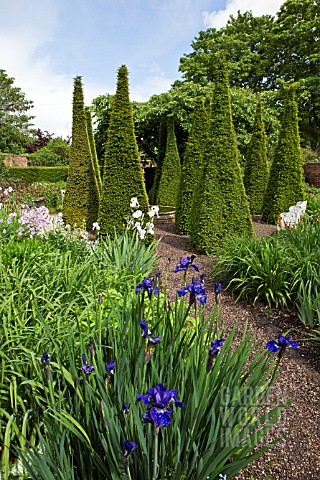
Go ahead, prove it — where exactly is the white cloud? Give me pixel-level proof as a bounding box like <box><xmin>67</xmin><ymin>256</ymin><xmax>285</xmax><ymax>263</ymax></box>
<box><xmin>0</xmin><ymin>1</ymin><xmax>111</xmax><ymax>138</ymax></box>
<box><xmin>203</xmin><ymin>0</ymin><xmax>283</xmax><ymax>30</ymax></box>
<box><xmin>129</xmin><ymin>63</ymin><xmax>173</xmax><ymax>102</ymax></box>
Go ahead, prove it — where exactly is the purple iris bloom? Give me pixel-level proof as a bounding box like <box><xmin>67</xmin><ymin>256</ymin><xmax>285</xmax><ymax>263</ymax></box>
<box><xmin>136</xmin><ymin>277</ymin><xmax>159</xmax><ymax>298</ymax></box>
<box><xmin>139</xmin><ymin>320</ymin><xmax>161</xmax><ymax>347</ymax></box>
<box><xmin>121</xmin><ymin>440</ymin><xmax>138</xmax><ymax>457</ymax></box>
<box><xmin>81</xmin><ymin>354</ymin><xmax>94</xmax><ymax>375</ymax></box>
<box><xmin>214</xmin><ymin>282</ymin><xmax>222</xmax><ymax>295</ymax></box>
<box><xmin>122</xmin><ymin>403</ymin><xmax>130</xmax><ymax>415</ymax></box>
<box><xmin>149</xmin><ymin>407</ymin><xmax>173</xmax><ymax>427</ymax></box>
<box><xmin>266</xmin><ymin>334</ymin><xmax>299</xmax><ymax>358</ymax></box>
<box><xmin>137</xmin><ymin>384</ymin><xmax>183</xmax><ymax>428</ymax></box>
<box><xmin>105</xmin><ymin>360</ymin><xmax>116</xmax><ymax>374</ymax></box>
<box><xmin>209</xmin><ymin>339</ymin><xmax>225</xmax><ymax>355</ymax></box>
<box><xmin>139</xmin><ymin>320</ymin><xmax>151</xmax><ymax>337</ymax></box>
<box><xmin>41</xmin><ymin>351</ymin><xmax>50</xmax><ymax>364</ymax></box>
<box><xmin>174</xmin><ymin>255</ymin><xmax>199</xmax><ymax>273</ymax></box>
<box><xmin>137</xmin><ymin>383</ymin><xmax>184</xmax><ymax>408</ymax></box>
<box><xmin>148</xmin><ymin>335</ymin><xmax>161</xmax><ymax>345</ymax></box>
<box><xmin>177</xmin><ymin>277</ymin><xmax>207</xmax><ymax>305</ymax></box>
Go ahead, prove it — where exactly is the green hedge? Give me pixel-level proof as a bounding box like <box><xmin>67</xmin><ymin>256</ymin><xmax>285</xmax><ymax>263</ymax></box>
<box><xmin>4</xmin><ymin>166</ymin><xmax>69</xmax><ymax>184</ymax></box>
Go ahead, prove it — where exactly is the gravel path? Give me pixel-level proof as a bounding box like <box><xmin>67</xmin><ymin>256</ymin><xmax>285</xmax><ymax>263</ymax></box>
<box><xmin>154</xmin><ymin>221</ymin><xmax>320</xmax><ymax>480</ymax></box>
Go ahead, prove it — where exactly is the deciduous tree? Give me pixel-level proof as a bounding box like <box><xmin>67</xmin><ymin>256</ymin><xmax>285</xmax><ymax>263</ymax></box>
<box><xmin>0</xmin><ymin>69</ymin><xmax>34</xmax><ymax>153</ymax></box>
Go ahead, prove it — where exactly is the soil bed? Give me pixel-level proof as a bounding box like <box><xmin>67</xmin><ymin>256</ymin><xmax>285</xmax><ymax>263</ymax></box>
<box><xmin>154</xmin><ymin>220</ymin><xmax>320</xmax><ymax>480</ymax></box>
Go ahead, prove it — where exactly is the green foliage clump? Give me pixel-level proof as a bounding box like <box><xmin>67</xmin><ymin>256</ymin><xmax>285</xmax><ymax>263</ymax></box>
<box><xmin>301</xmin><ymin>147</ymin><xmax>319</xmax><ymax>164</ymax></box>
<box><xmin>262</xmin><ymin>85</ymin><xmax>304</xmax><ymax>223</ymax></box>
<box><xmin>243</xmin><ymin>98</ymin><xmax>269</xmax><ymax>213</ymax></box>
<box><xmin>63</xmin><ymin>76</ymin><xmax>100</xmax><ymax>228</ymax></box>
<box><xmin>212</xmin><ymin>222</ymin><xmax>320</xmax><ymax>333</ymax></box>
<box><xmin>4</xmin><ymin>166</ymin><xmax>68</xmax><ymax>184</ymax></box>
<box><xmin>176</xmin><ymin>97</ymin><xmax>208</xmax><ymax>233</ymax></box>
<box><xmin>99</xmin><ymin>65</ymin><xmax>149</xmax><ymax>236</ymax></box>
<box><xmin>156</xmin><ymin>117</ymin><xmax>181</xmax><ymax>207</ymax></box>
<box><xmin>190</xmin><ymin>62</ymin><xmax>253</xmax><ymax>254</ymax></box>
<box><xmin>28</xmin><ymin>137</ymin><xmax>70</xmax><ymax>166</ymax></box>
<box><xmin>148</xmin><ymin>116</ymin><xmax>166</xmax><ymax>204</ymax></box>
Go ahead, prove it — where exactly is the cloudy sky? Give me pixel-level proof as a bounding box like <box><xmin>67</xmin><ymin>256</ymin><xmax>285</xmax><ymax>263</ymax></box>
<box><xmin>0</xmin><ymin>0</ymin><xmax>284</xmax><ymax>138</ymax></box>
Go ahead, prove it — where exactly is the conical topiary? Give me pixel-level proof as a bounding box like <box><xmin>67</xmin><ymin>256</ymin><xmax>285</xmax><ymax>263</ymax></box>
<box><xmin>175</xmin><ymin>97</ymin><xmax>208</xmax><ymax>234</ymax></box>
<box><xmin>156</xmin><ymin>117</ymin><xmax>181</xmax><ymax>207</ymax></box>
<box><xmin>63</xmin><ymin>76</ymin><xmax>100</xmax><ymax>227</ymax></box>
<box><xmin>148</xmin><ymin>116</ymin><xmax>167</xmax><ymax>204</ymax></box>
<box><xmin>262</xmin><ymin>84</ymin><xmax>304</xmax><ymax>223</ymax></box>
<box><xmin>86</xmin><ymin>106</ymin><xmax>102</xmax><ymax>195</ymax></box>
<box><xmin>243</xmin><ymin>98</ymin><xmax>268</xmax><ymax>214</ymax></box>
<box><xmin>99</xmin><ymin>65</ymin><xmax>150</xmax><ymax>236</ymax></box>
<box><xmin>190</xmin><ymin>61</ymin><xmax>253</xmax><ymax>254</ymax></box>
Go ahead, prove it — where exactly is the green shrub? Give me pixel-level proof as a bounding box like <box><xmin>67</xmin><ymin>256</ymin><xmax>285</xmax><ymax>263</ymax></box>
<box><xmin>175</xmin><ymin>97</ymin><xmax>208</xmax><ymax>234</ymax></box>
<box><xmin>190</xmin><ymin>61</ymin><xmax>253</xmax><ymax>254</ymax></box>
<box><xmin>63</xmin><ymin>76</ymin><xmax>100</xmax><ymax>228</ymax></box>
<box><xmin>99</xmin><ymin>65</ymin><xmax>150</xmax><ymax>236</ymax></box>
<box><xmin>243</xmin><ymin>98</ymin><xmax>269</xmax><ymax>214</ymax></box>
<box><xmin>156</xmin><ymin>117</ymin><xmax>181</xmax><ymax>207</ymax></box>
<box><xmin>4</xmin><ymin>166</ymin><xmax>68</xmax><ymax>184</ymax></box>
<box><xmin>148</xmin><ymin>116</ymin><xmax>167</xmax><ymax>204</ymax></box>
<box><xmin>301</xmin><ymin>147</ymin><xmax>319</xmax><ymax>164</ymax></box>
<box><xmin>28</xmin><ymin>137</ymin><xmax>70</xmax><ymax>166</ymax></box>
<box><xmin>262</xmin><ymin>85</ymin><xmax>304</xmax><ymax>223</ymax></box>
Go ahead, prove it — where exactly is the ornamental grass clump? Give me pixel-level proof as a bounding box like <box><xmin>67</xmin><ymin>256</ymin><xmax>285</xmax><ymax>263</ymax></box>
<box><xmin>211</xmin><ymin>221</ymin><xmax>320</xmax><ymax>334</ymax></box>
<box><xmin>14</xmin><ymin>251</ymin><xmax>288</xmax><ymax>480</ymax></box>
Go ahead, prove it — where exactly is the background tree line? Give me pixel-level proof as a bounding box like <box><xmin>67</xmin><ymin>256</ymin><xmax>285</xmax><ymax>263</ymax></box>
<box><xmin>91</xmin><ymin>0</ymin><xmax>319</xmax><ymax>164</ymax></box>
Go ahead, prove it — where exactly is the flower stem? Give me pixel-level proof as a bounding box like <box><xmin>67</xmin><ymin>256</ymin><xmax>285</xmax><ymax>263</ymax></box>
<box><xmin>153</xmin><ymin>432</ymin><xmax>158</xmax><ymax>480</ymax></box>
<box><xmin>126</xmin><ymin>465</ymin><xmax>132</xmax><ymax>480</ymax></box>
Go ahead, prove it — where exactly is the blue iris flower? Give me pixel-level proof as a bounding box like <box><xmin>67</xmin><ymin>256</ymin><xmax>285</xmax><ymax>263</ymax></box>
<box><xmin>121</xmin><ymin>440</ymin><xmax>137</xmax><ymax>457</ymax></box>
<box><xmin>41</xmin><ymin>351</ymin><xmax>50</xmax><ymax>364</ymax></box>
<box><xmin>136</xmin><ymin>277</ymin><xmax>159</xmax><ymax>298</ymax></box>
<box><xmin>137</xmin><ymin>383</ymin><xmax>183</xmax><ymax>428</ymax></box>
<box><xmin>122</xmin><ymin>403</ymin><xmax>130</xmax><ymax>415</ymax></box>
<box><xmin>148</xmin><ymin>335</ymin><xmax>161</xmax><ymax>345</ymax></box>
<box><xmin>81</xmin><ymin>354</ymin><xmax>94</xmax><ymax>375</ymax></box>
<box><xmin>177</xmin><ymin>277</ymin><xmax>207</xmax><ymax>305</ymax></box>
<box><xmin>214</xmin><ymin>282</ymin><xmax>222</xmax><ymax>295</ymax></box>
<box><xmin>206</xmin><ymin>338</ymin><xmax>225</xmax><ymax>372</ymax></box>
<box><xmin>209</xmin><ymin>339</ymin><xmax>225</xmax><ymax>355</ymax></box>
<box><xmin>266</xmin><ymin>334</ymin><xmax>299</xmax><ymax>358</ymax></box>
<box><xmin>174</xmin><ymin>255</ymin><xmax>199</xmax><ymax>273</ymax></box>
<box><xmin>139</xmin><ymin>320</ymin><xmax>161</xmax><ymax>347</ymax></box>
<box><xmin>105</xmin><ymin>360</ymin><xmax>116</xmax><ymax>374</ymax></box>
<box><xmin>139</xmin><ymin>320</ymin><xmax>151</xmax><ymax>338</ymax></box>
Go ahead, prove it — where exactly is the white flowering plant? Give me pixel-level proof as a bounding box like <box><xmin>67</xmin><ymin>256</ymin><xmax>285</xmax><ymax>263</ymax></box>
<box><xmin>126</xmin><ymin>197</ymin><xmax>159</xmax><ymax>241</ymax></box>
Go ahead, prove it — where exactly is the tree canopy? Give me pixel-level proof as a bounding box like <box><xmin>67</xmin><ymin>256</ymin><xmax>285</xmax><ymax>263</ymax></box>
<box><xmin>0</xmin><ymin>69</ymin><xmax>34</xmax><ymax>154</ymax></box>
<box><xmin>91</xmin><ymin>81</ymin><xmax>280</xmax><ymax>166</ymax></box>
<box><xmin>178</xmin><ymin>0</ymin><xmax>320</xmax><ymax>149</ymax></box>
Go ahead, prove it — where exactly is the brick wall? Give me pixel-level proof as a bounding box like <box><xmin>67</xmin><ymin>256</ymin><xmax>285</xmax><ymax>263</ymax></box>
<box><xmin>3</xmin><ymin>155</ymin><xmax>28</xmax><ymax>167</ymax></box>
<box><xmin>303</xmin><ymin>163</ymin><xmax>320</xmax><ymax>188</ymax></box>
